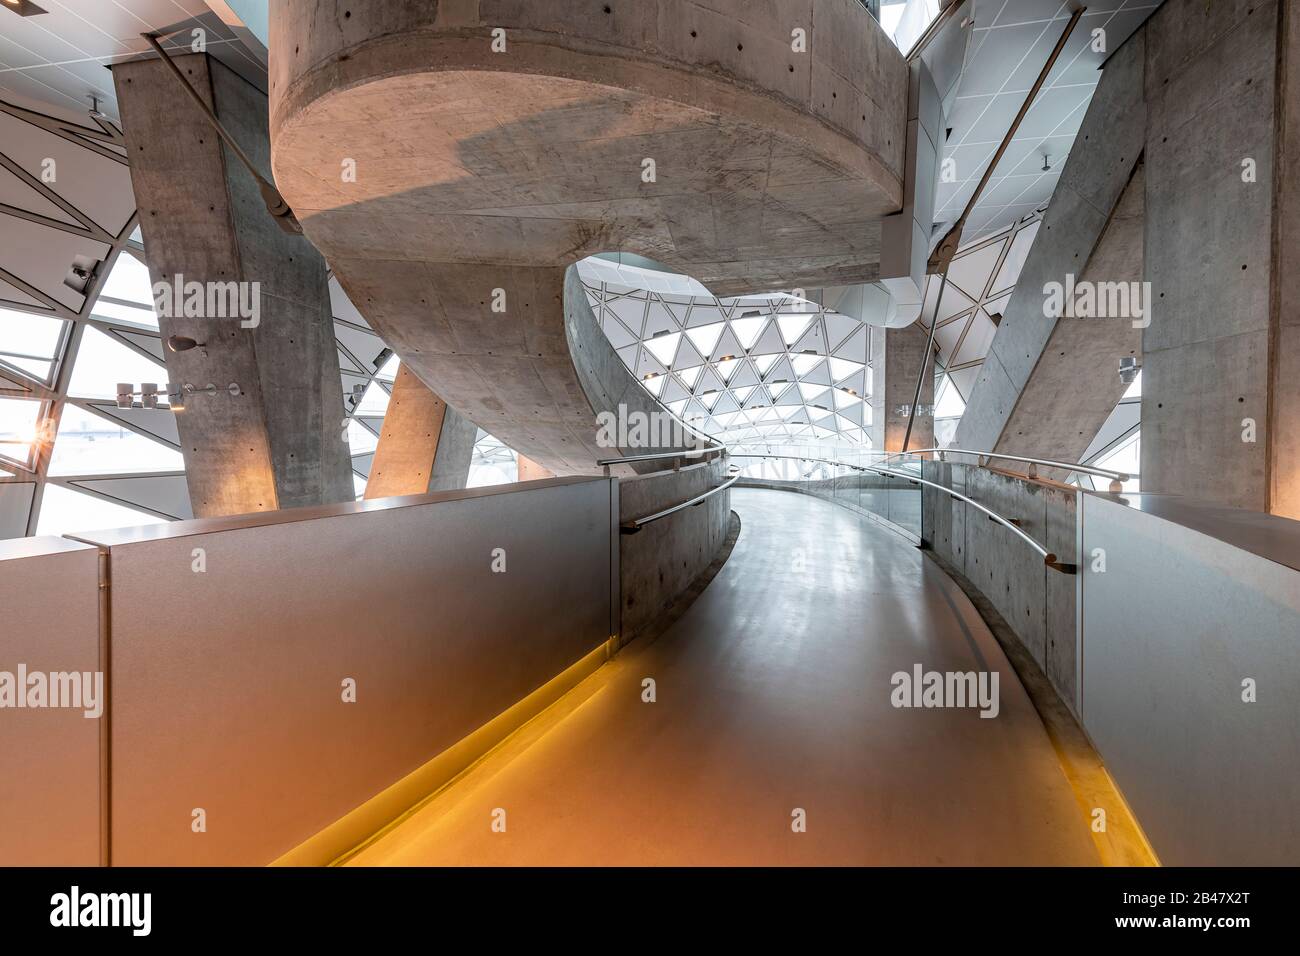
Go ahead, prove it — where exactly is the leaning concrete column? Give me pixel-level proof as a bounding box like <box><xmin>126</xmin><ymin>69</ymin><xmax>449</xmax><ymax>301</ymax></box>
<box><xmin>870</xmin><ymin>324</ymin><xmax>935</xmax><ymax>453</ymax></box>
<box><xmin>951</xmin><ymin>31</ymin><xmax>1146</xmax><ymax>467</ymax></box>
<box><xmin>113</xmin><ymin>53</ymin><xmax>352</xmax><ymax>516</ymax></box>
<box><xmin>364</xmin><ymin>365</ymin><xmax>476</xmax><ymax>497</ymax></box>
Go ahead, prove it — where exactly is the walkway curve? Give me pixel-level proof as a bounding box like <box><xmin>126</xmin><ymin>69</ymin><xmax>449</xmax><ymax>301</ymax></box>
<box><xmin>348</xmin><ymin>489</ymin><xmax>1100</xmax><ymax>866</ymax></box>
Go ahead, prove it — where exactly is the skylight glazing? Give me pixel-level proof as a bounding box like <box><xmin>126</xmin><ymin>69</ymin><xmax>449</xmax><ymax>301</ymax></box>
<box><xmin>578</xmin><ymin>257</ymin><xmax>873</xmax><ymax>449</ymax></box>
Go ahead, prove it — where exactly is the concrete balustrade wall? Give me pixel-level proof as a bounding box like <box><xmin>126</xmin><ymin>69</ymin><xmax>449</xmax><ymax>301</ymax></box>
<box><xmin>737</xmin><ymin>470</ymin><xmax>921</xmax><ymax>540</ymax></box>
<box><xmin>0</xmin><ymin>464</ymin><xmax>740</xmax><ymax>866</ymax></box>
<box><xmin>922</xmin><ymin>463</ymin><xmax>1079</xmax><ymax>708</ymax></box>
<box><xmin>0</xmin><ymin>537</ymin><xmax>103</xmax><ymax>867</ymax></box>
<box><xmin>618</xmin><ymin>457</ymin><xmax>731</xmax><ymax>644</ymax></box>
<box><xmin>0</xmin><ymin>479</ymin><xmax>621</xmax><ymax>867</ymax></box>
<box><xmin>1078</xmin><ymin>493</ymin><xmax>1300</xmax><ymax>865</ymax></box>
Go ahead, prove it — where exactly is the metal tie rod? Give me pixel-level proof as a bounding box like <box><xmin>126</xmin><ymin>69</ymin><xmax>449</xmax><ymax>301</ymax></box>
<box><xmin>140</xmin><ymin>32</ymin><xmax>302</xmax><ymax>235</ymax></box>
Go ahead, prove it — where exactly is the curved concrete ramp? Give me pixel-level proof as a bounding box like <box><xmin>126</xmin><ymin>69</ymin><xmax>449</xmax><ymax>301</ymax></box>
<box><xmin>347</xmin><ymin>489</ymin><xmax>1100</xmax><ymax>866</ymax></box>
<box><xmin>269</xmin><ymin>1</ymin><xmax>907</xmax><ymax>472</ymax></box>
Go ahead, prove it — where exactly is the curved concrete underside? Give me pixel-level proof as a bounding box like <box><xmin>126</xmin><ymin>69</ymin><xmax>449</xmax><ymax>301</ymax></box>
<box><xmin>348</xmin><ymin>489</ymin><xmax>1099</xmax><ymax>866</ymax></box>
<box><xmin>270</xmin><ymin>2</ymin><xmax>907</xmax><ymax>472</ymax></box>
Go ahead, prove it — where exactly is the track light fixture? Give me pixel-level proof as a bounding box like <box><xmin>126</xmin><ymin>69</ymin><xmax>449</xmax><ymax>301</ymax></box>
<box><xmin>117</xmin><ymin>381</ymin><xmax>240</xmax><ymax>411</ymax></box>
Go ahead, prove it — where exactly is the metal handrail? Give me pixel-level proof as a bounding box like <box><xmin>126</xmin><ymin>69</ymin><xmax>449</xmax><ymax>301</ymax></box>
<box><xmin>621</xmin><ymin>475</ymin><xmax>739</xmax><ymax>534</ymax></box>
<box><xmin>597</xmin><ymin>446</ymin><xmax>725</xmax><ymax>469</ymax></box>
<box><xmin>881</xmin><ymin>447</ymin><xmax>1131</xmax><ymax>490</ymax></box>
<box><xmin>140</xmin><ymin>33</ymin><xmax>301</xmax><ymax>235</ymax></box>
<box><xmin>730</xmin><ymin>453</ymin><xmax>1076</xmax><ymax>574</ymax></box>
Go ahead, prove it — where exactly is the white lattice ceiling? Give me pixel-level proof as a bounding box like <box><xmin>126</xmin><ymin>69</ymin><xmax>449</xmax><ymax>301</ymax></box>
<box><xmin>578</xmin><ymin>257</ymin><xmax>874</xmax><ymax>449</ymax></box>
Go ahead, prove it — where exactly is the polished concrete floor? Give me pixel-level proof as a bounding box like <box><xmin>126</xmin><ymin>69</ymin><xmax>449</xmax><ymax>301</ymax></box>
<box><xmin>350</xmin><ymin>488</ymin><xmax>1100</xmax><ymax>866</ymax></box>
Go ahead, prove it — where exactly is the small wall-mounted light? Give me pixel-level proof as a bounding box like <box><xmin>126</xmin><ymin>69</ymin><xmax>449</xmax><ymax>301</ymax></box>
<box><xmin>166</xmin><ymin>335</ymin><xmax>206</xmax><ymax>354</ymax></box>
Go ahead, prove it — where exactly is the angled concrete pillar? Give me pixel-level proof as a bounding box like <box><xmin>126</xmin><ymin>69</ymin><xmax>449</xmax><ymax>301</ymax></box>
<box><xmin>951</xmin><ymin>31</ymin><xmax>1146</xmax><ymax>465</ymax></box>
<box><xmin>992</xmin><ymin>164</ymin><xmax>1145</xmax><ymax>467</ymax></box>
<box><xmin>870</xmin><ymin>324</ymin><xmax>934</xmax><ymax>453</ymax></box>
<box><xmin>363</xmin><ymin>365</ymin><xmax>475</xmax><ymax>498</ymax></box>
<box><xmin>113</xmin><ymin>53</ymin><xmax>352</xmax><ymax>517</ymax></box>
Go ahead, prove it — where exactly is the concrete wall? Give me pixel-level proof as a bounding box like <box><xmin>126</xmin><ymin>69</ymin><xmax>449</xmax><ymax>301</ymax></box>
<box><xmin>870</xmin><ymin>322</ymin><xmax>934</xmax><ymax>452</ymax></box>
<box><xmin>1274</xmin><ymin>1</ymin><xmax>1300</xmax><ymax>517</ymax></box>
<box><xmin>923</xmin><ymin>463</ymin><xmax>1079</xmax><ymax>706</ymax></box>
<box><xmin>1141</xmin><ymin>0</ymin><xmax>1279</xmax><ymax>511</ymax></box>
<box><xmin>619</xmin><ymin>457</ymin><xmax>731</xmax><ymax>643</ymax></box>
<box><xmin>114</xmin><ymin>54</ymin><xmax>353</xmax><ymax>516</ymax></box>
<box><xmin>0</xmin><ymin>537</ymin><xmax>102</xmax><ymax>866</ymax></box>
<box><xmin>1079</xmin><ymin>492</ymin><xmax>1300</xmax><ymax>864</ymax></box>
<box><xmin>267</xmin><ymin>0</ymin><xmax>909</xmax><ymax>473</ymax></box>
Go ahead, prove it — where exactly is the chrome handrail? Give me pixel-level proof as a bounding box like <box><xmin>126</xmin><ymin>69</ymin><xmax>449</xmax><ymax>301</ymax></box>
<box><xmin>621</xmin><ymin>475</ymin><xmax>739</xmax><ymax>533</ymax></box>
<box><xmin>600</xmin><ymin>444</ymin><xmax>728</xmax><ymax>476</ymax></box>
<box><xmin>597</xmin><ymin>446</ymin><xmax>726</xmax><ymax>470</ymax></box>
<box><xmin>730</xmin><ymin>453</ymin><xmax>1076</xmax><ymax>574</ymax></box>
<box><xmin>881</xmin><ymin>447</ymin><xmax>1131</xmax><ymax>492</ymax></box>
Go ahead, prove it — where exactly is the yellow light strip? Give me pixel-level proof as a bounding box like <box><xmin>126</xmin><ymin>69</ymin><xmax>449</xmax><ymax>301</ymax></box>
<box><xmin>270</xmin><ymin>637</ymin><xmax>616</xmax><ymax>867</ymax></box>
